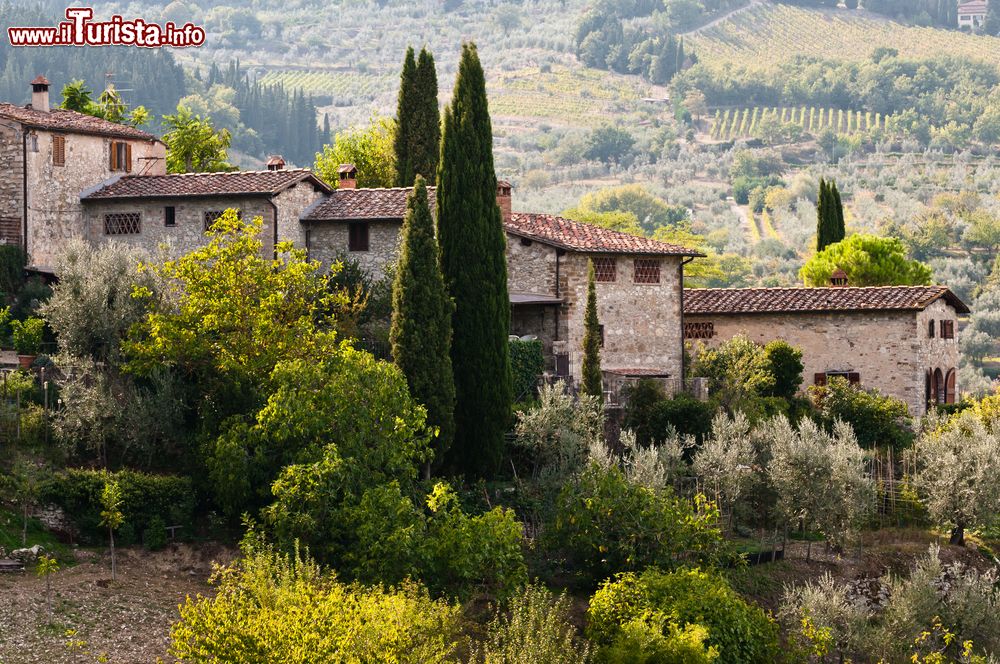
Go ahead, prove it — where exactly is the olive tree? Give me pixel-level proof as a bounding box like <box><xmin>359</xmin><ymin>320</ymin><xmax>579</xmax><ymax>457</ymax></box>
<box><xmin>910</xmin><ymin>412</ymin><xmax>1000</xmax><ymax>546</ymax></box>
<box><xmin>693</xmin><ymin>412</ymin><xmax>755</xmax><ymax>530</ymax></box>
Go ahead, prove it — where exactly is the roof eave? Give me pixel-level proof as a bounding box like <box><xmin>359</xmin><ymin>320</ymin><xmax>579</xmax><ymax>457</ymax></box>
<box><xmin>504</xmin><ymin>227</ymin><xmax>704</xmax><ymax>257</ymax></box>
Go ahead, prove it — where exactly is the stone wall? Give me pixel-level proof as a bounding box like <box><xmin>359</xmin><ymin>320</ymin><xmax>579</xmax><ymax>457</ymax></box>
<box><xmin>25</xmin><ymin>128</ymin><xmax>165</xmax><ymax>267</ymax></box>
<box><xmin>274</xmin><ymin>180</ymin><xmax>326</xmax><ymax>247</ymax></box>
<box><xmin>685</xmin><ymin>297</ymin><xmax>961</xmax><ymax>416</ymax></box>
<box><xmin>307</xmin><ymin>220</ymin><xmax>402</xmax><ymax>278</ymax></box>
<box><xmin>82</xmin><ymin>196</ymin><xmax>274</xmax><ymax>259</ymax></box>
<box><xmin>506</xmin><ymin>235</ymin><xmax>559</xmax><ymax>296</ymax></box>
<box><xmin>0</xmin><ymin>121</ymin><xmax>24</xmax><ymax>246</ymax></box>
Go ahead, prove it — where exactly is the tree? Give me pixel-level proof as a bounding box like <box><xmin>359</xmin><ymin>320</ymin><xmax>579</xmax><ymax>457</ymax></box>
<box><xmin>683</xmin><ymin>89</ymin><xmax>708</xmax><ymax>122</ymax></box>
<box><xmin>59</xmin><ymin>80</ymin><xmax>95</xmax><ymax>114</ymax></box>
<box><xmin>394</xmin><ymin>48</ymin><xmax>441</xmax><ymax>187</ymax></box>
<box><xmin>36</xmin><ymin>555</ymin><xmax>59</xmax><ymax>619</ymax></box>
<box><xmin>584</xmin><ymin>125</ymin><xmax>636</xmax><ymax>165</ymax></box>
<box><xmin>692</xmin><ymin>334</ymin><xmax>775</xmax><ymax>414</ymax></box>
<box><xmin>816</xmin><ymin>179</ymin><xmax>845</xmax><ymax>251</ymax></box>
<box><xmin>393</xmin><ymin>48</ymin><xmax>418</xmax><ymax>187</ymax></box>
<box><xmin>60</xmin><ymin>80</ymin><xmax>148</xmax><ymax>127</ymax></box>
<box><xmin>100</xmin><ymin>479</ymin><xmax>124</xmax><ymax>581</ymax></box>
<box><xmin>911</xmin><ymin>411</ymin><xmax>1000</xmax><ymax>546</ymax></box>
<box><xmin>800</xmin><ymin>234</ymin><xmax>932</xmax><ymax>287</ymax></box>
<box><xmin>762</xmin><ymin>340</ymin><xmax>803</xmax><ymax>401</ymax></box>
<box><xmin>7</xmin><ymin>456</ymin><xmax>44</xmax><ymax>546</ymax></box>
<box><xmin>692</xmin><ymin>413</ymin><xmax>755</xmax><ymax>530</ymax></box>
<box><xmin>314</xmin><ymin>115</ymin><xmax>396</xmax><ymax>189</ymax></box>
<box><xmin>436</xmin><ymin>43</ymin><xmax>512</xmax><ymax>477</ymax></box>
<box><xmin>570</xmin><ymin>184</ymin><xmax>689</xmax><ymax>234</ymax></box>
<box><xmin>811</xmin><ymin>377</ymin><xmax>912</xmax><ymax>451</ymax></box>
<box><xmin>390</xmin><ymin>176</ymin><xmax>455</xmax><ymax>470</ymax></box>
<box><xmin>162</xmin><ymin>105</ymin><xmax>234</xmax><ymax>173</ymax></box>
<box><xmin>581</xmin><ymin>260</ymin><xmax>603</xmax><ymax>403</ymax></box>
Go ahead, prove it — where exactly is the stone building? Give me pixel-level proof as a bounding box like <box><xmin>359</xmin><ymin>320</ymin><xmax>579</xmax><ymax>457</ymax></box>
<box><xmin>80</xmin><ymin>169</ymin><xmax>331</xmax><ymax>257</ymax></box>
<box><xmin>0</xmin><ymin>76</ymin><xmax>166</xmax><ymax>268</ymax></box>
<box><xmin>683</xmin><ymin>285</ymin><xmax>969</xmax><ymax>415</ymax></box>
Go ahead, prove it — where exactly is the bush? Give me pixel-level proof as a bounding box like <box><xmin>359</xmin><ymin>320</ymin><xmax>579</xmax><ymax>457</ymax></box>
<box><xmin>623</xmin><ymin>380</ymin><xmax>714</xmax><ymax>447</ymax></box>
<box><xmin>40</xmin><ymin>469</ymin><xmax>194</xmax><ymax>545</ymax></box>
<box><xmin>170</xmin><ymin>538</ymin><xmax>462</xmax><ymax>663</ymax></box>
<box><xmin>588</xmin><ymin>568</ymin><xmax>780</xmax><ymax>664</ymax></box>
<box><xmin>471</xmin><ymin>584</ymin><xmax>592</xmax><ymax>663</ymax></box>
<box><xmin>0</xmin><ymin>245</ymin><xmax>27</xmax><ymax>297</ymax></box>
<box><xmin>811</xmin><ymin>377</ymin><xmax>912</xmax><ymax>450</ymax></box>
<box><xmin>10</xmin><ymin>317</ymin><xmax>44</xmax><ymax>355</ymax></box>
<box><xmin>510</xmin><ymin>338</ymin><xmax>544</xmax><ymax>401</ymax></box>
<box><xmin>143</xmin><ymin>515</ymin><xmax>167</xmax><ymax>551</ymax></box>
<box><xmin>547</xmin><ymin>463</ymin><xmax>723</xmax><ymax>584</ymax></box>
<box><xmin>597</xmin><ymin>618</ymin><xmax>718</xmax><ymax>663</ymax></box>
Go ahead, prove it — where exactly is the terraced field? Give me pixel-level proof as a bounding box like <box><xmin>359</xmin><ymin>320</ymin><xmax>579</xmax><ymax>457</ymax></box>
<box><xmin>688</xmin><ymin>2</ymin><xmax>1000</xmax><ymax>70</ymax></box>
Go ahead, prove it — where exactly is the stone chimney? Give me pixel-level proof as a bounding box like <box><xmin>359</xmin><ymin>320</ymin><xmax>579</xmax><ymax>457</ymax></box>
<box><xmin>497</xmin><ymin>180</ymin><xmax>512</xmax><ymax>223</ymax></box>
<box><xmin>830</xmin><ymin>268</ymin><xmax>849</xmax><ymax>287</ymax></box>
<box><xmin>30</xmin><ymin>75</ymin><xmax>50</xmax><ymax>113</ymax></box>
<box><xmin>266</xmin><ymin>155</ymin><xmax>285</xmax><ymax>171</ymax></box>
<box><xmin>338</xmin><ymin>163</ymin><xmax>357</xmax><ymax>189</ymax></box>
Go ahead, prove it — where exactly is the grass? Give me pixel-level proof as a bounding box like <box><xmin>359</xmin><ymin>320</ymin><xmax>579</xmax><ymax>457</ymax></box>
<box><xmin>0</xmin><ymin>506</ymin><xmax>72</xmax><ymax>562</ymax></box>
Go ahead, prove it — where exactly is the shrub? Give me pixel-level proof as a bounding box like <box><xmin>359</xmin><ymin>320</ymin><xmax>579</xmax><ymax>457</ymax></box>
<box><xmin>471</xmin><ymin>583</ymin><xmax>592</xmax><ymax>663</ymax></box>
<box><xmin>143</xmin><ymin>515</ymin><xmax>167</xmax><ymax>551</ymax></box>
<box><xmin>170</xmin><ymin>538</ymin><xmax>462</xmax><ymax>663</ymax></box>
<box><xmin>623</xmin><ymin>380</ymin><xmax>714</xmax><ymax>447</ymax></box>
<box><xmin>548</xmin><ymin>463</ymin><xmax>723</xmax><ymax>584</ymax></box>
<box><xmin>40</xmin><ymin>469</ymin><xmax>194</xmax><ymax>545</ymax></box>
<box><xmin>588</xmin><ymin>568</ymin><xmax>780</xmax><ymax>664</ymax></box>
<box><xmin>596</xmin><ymin>618</ymin><xmax>718</xmax><ymax>664</ymax></box>
<box><xmin>811</xmin><ymin>377</ymin><xmax>912</xmax><ymax>450</ymax></box>
<box><xmin>510</xmin><ymin>339</ymin><xmax>544</xmax><ymax>401</ymax></box>
<box><xmin>0</xmin><ymin>244</ymin><xmax>27</xmax><ymax>297</ymax></box>
<box><xmin>761</xmin><ymin>340</ymin><xmax>803</xmax><ymax>401</ymax></box>
<box><xmin>10</xmin><ymin>317</ymin><xmax>44</xmax><ymax>355</ymax></box>
<box><xmin>513</xmin><ymin>384</ymin><xmax>602</xmax><ymax>482</ymax></box>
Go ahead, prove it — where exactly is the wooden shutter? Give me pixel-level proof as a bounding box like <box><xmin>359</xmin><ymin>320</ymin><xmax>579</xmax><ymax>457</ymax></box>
<box><xmin>124</xmin><ymin>143</ymin><xmax>132</xmax><ymax>172</ymax></box>
<box><xmin>109</xmin><ymin>142</ymin><xmax>118</xmax><ymax>170</ymax></box>
<box><xmin>814</xmin><ymin>373</ymin><xmax>827</xmax><ymax>386</ymax></box>
<box><xmin>945</xmin><ymin>369</ymin><xmax>956</xmax><ymax>404</ymax></box>
<box><xmin>848</xmin><ymin>372</ymin><xmax>860</xmax><ymax>386</ymax></box>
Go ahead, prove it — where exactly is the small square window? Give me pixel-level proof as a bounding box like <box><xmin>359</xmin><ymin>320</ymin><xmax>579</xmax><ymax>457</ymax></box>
<box><xmin>940</xmin><ymin>320</ymin><xmax>955</xmax><ymax>339</ymax></box>
<box><xmin>204</xmin><ymin>209</ymin><xmax>239</xmax><ymax>231</ymax></box>
<box><xmin>104</xmin><ymin>212</ymin><xmax>140</xmax><ymax>235</ymax></box>
<box><xmin>164</xmin><ymin>206</ymin><xmax>176</xmax><ymax>227</ymax></box>
<box><xmin>684</xmin><ymin>322</ymin><xmax>715</xmax><ymax>339</ymax></box>
<box><xmin>592</xmin><ymin>257</ymin><xmax>616</xmax><ymax>282</ymax></box>
<box><xmin>349</xmin><ymin>222</ymin><xmax>369</xmax><ymax>252</ymax></box>
<box><xmin>110</xmin><ymin>140</ymin><xmax>131</xmax><ymax>172</ymax></box>
<box><xmin>633</xmin><ymin>259</ymin><xmax>661</xmax><ymax>284</ymax></box>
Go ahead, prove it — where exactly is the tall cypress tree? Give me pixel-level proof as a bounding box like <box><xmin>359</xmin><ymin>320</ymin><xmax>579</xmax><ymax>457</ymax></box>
<box><xmin>394</xmin><ymin>47</ymin><xmax>418</xmax><ymax>188</ymax></box>
<box><xmin>581</xmin><ymin>260</ymin><xmax>603</xmax><ymax>403</ymax></box>
<box><xmin>831</xmin><ymin>180</ymin><xmax>846</xmax><ymax>245</ymax></box>
<box><xmin>437</xmin><ymin>42</ymin><xmax>512</xmax><ymax>477</ymax></box>
<box><xmin>390</xmin><ymin>175</ymin><xmax>455</xmax><ymax>469</ymax></box>
<box><xmin>816</xmin><ymin>178</ymin><xmax>832</xmax><ymax>251</ymax></box>
<box><xmin>413</xmin><ymin>48</ymin><xmax>441</xmax><ymax>185</ymax></box>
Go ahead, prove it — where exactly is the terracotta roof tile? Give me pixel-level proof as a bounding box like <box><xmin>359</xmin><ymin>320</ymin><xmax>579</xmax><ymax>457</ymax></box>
<box><xmin>507</xmin><ymin>212</ymin><xmax>703</xmax><ymax>256</ymax></box>
<box><xmin>684</xmin><ymin>286</ymin><xmax>970</xmax><ymax>315</ymax></box>
<box><xmin>303</xmin><ymin>187</ymin><xmax>435</xmax><ymax>221</ymax></box>
<box><xmin>0</xmin><ymin>103</ymin><xmax>159</xmax><ymax>141</ymax></box>
<box><xmin>81</xmin><ymin>169</ymin><xmax>332</xmax><ymax>200</ymax></box>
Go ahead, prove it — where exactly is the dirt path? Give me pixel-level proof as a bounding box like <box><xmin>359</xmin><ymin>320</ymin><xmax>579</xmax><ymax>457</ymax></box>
<box><xmin>0</xmin><ymin>543</ymin><xmax>234</xmax><ymax>664</ymax></box>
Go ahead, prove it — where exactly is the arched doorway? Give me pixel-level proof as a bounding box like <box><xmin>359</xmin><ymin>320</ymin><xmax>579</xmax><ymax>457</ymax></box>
<box><xmin>945</xmin><ymin>368</ymin><xmax>957</xmax><ymax>405</ymax></box>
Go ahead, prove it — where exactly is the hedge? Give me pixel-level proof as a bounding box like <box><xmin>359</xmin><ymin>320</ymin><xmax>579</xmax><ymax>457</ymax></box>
<box><xmin>510</xmin><ymin>339</ymin><xmax>544</xmax><ymax>401</ymax></box>
<box><xmin>40</xmin><ymin>468</ymin><xmax>195</xmax><ymax>546</ymax></box>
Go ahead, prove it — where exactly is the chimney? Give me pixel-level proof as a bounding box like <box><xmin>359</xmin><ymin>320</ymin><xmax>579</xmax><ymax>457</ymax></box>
<box><xmin>266</xmin><ymin>155</ymin><xmax>285</xmax><ymax>171</ymax></box>
<box><xmin>338</xmin><ymin>163</ymin><xmax>357</xmax><ymax>189</ymax></box>
<box><xmin>497</xmin><ymin>180</ymin><xmax>512</xmax><ymax>223</ymax></box>
<box><xmin>30</xmin><ymin>75</ymin><xmax>50</xmax><ymax>113</ymax></box>
<box><xmin>830</xmin><ymin>268</ymin><xmax>849</xmax><ymax>287</ymax></box>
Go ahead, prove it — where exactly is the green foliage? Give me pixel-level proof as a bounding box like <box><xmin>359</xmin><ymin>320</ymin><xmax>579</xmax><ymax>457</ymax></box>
<box><xmin>582</xmin><ymin>261</ymin><xmax>604</xmax><ymax>403</ymax></box>
<box><xmin>0</xmin><ymin>245</ymin><xmax>27</xmax><ymax>298</ymax></box>
<box><xmin>394</xmin><ymin>48</ymin><xmax>440</xmax><ymax>187</ymax></box>
<box><xmin>39</xmin><ymin>469</ymin><xmax>195</xmax><ymax>545</ymax></box>
<box><xmin>800</xmin><ymin>234</ymin><xmax>933</xmax><ymax>287</ymax></box>
<box><xmin>548</xmin><ymin>463</ymin><xmax>723</xmax><ymax>584</ymax></box>
<box><xmin>391</xmin><ymin>177</ymin><xmax>456</xmax><ymax>464</ymax></box>
<box><xmin>10</xmin><ymin>317</ymin><xmax>43</xmax><ymax>355</ymax></box>
<box><xmin>170</xmin><ymin>538</ymin><xmax>463</xmax><ymax>663</ymax></box>
<box><xmin>471</xmin><ymin>583</ymin><xmax>592</xmax><ymax>663</ymax></box>
<box><xmin>692</xmin><ymin>334</ymin><xmax>776</xmax><ymax>415</ymax></box>
<box><xmin>570</xmin><ymin>185</ymin><xmax>688</xmax><ymax>236</ymax></box>
<box><xmin>60</xmin><ymin>79</ymin><xmax>148</xmax><ymax>127</ymax></box>
<box><xmin>584</xmin><ymin>125</ymin><xmax>637</xmax><ymax>165</ymax></box>
<box><xmin>437</xmin><ymin>42</ymin><xmax>512</xmax><ymax>477</ymax></box>
<box><xmin>815</xmin><ymin>178</ymin><xmax>845</xmax><ymax>252</ymax></box>
<box><xmin>597</xmin><ymin>618</ymin><xmax>718</xmax><ymax>664</ymax></box>
<box><xmin>588</xmin><ymin>568</ymin><xmax>780</xmax><ymax>664</ymax></box>
<box><xmin>811</xmin><ymin>377</ymin><xmax>912</xmax><ymax>450</ymax></box>
<box><xmin>314</xmin><ymin>114</ymin><xmax>397</xmax><ymax>188</ymax></box>
<box><xmin>509</xmin><ymin>338</ymin><xmax>544</xmax><ymax>401</ymax></box>
<box><xmin>162</xmin><ymin>105</ymin><xmax>234</xmax><ymax>173</ymax></box>
<box><xmin>761</xmin><ymin>340</ymin><xmax>803</xmax><ymax>401</ymax></box>
<box><xmin>623</xmin><ymin>380</ymin><xmax>716</xmax><ymax>447</ymax></box>
<box><xmin>143</xmin><ymin>515</ymin><xmax>167</xmax><ymax>551</ymax></box>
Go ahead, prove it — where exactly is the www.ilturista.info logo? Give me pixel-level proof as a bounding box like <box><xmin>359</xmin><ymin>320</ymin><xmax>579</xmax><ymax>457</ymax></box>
<box><xmin>7</xmin><ymin>8</ymin><xmax>206</xmax><ymax>48</ymax></box>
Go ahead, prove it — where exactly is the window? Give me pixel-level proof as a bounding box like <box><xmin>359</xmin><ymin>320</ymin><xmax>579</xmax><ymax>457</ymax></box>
<box><xmin>940</xmin><ymin>320</ymin><xmax>955</xmax><ymax>339</ymax></box>
<box><xmin>204</xmin><ymin>209</ymin><xmax>239</xmax><ymax>231</ymax></box>
<box><xmin>52</xmin><ymin>135</ymin><xmax>65</xmax><ymax>166</ymax></box>
<box><xmin>598</xmin><ymin>324</ymin><xmax>605</xmax><ymax>348</ymax></box>
<box><xmin>164</xmin><ymin>206</ymin><xmax>176</xmax><ymax>227</ymax></box>
<box><xmin>928</xmin><ymin>320</ymin><xmax>935</xmax><ymax>338</ymax></box>
<box><xmin>349</xmin><ymin>222</ymin><xmax>369</xmax><ymax>252</ymax></box>
<box><xmin>684</xmin><ymin>321</ymin><xmax>715</xmax><ymax>339</ymax></box>
<box><xmin>633</xmin><ymin>258</ymin><xmax>661</xmax><ymax>284</ymax></box>
<box><xmin>592</xmin><ymin>256</ymin><xmax>616</xmax><ymax>282</ymax></box>
<box><xmin>104</xmin><ymin>212</ymin><xmax>140</xmax><ymax>235</ymax></box>
<box><xmin>816</xmin><ymin>371</ymin><xmax>860</xmax><ymax>386</ymax></box>
<box><xmin>109</xmin><ymin>140</ymin><xmax>131</xmax><ymax>172</ymax></box>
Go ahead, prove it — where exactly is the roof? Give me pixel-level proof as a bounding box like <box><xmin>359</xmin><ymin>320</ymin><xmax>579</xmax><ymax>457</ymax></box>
<box><xmin>507</xmin><ymin>212</ymin><xmax>703</xmax><ymax>256</ymax></box>
<box><xmin>303</xmin><ymin>187</ymin><xmax>434</xmax><ymax>221</ymax></box>
<box><xmin>509</xmin><ymin>292</ymin><xmax>563</xmax><ymax>305</ymax></box>
<box><xmin>0</xmin><ymin>103</ymin><xmax>159</xmax><ymax>141</ymax></box>
<box><xmin>959</xmin><ymin>0</ymin><xmax>988</xmax><ymax>12</ymax></box>
<box><xmin>683</xmin><ymin>286</ymin><xmax>970</xmax><ymax>315</ymax></box>
<box><xmin>81</xmin><ymin>169</ymin><xmax>332</xmax><ymax>201</ymax></box>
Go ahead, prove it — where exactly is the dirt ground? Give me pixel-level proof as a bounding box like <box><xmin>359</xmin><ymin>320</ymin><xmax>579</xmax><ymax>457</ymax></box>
<box><xmin>0</xmin><ymin>543</ymin><xmax>235</xmax><ymax>664</ymax></box>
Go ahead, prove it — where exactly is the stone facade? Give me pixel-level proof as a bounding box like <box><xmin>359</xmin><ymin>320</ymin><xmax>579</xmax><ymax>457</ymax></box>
<box><xmin>306</xmin><ymin>220</ymin><xmax>403</xmax><ymax>278</ymax></box>
<box><xmin>0</xmin><ymin>121</ymin><xmax>25</xmax><ymax>246</ymax></box>
<box><xmin>685</xmin><ymin>297</ymin><xmax>962</xmax><ymax>416</ymax></box>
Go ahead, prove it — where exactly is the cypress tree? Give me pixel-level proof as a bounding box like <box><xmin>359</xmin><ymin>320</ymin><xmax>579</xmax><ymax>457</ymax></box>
<box><xmin>437</xmin><ymin>42</ymin><xmax>512</xmax><ymax>477</ymax></box>
<box><xmin>394</xmin><ymin>47</ymin><xmax>418</xmax><ymax>188</ymax></box>
<box><xmin>413</xmin><ymin>48</ymin><xmax>441</xmax><ymax>185</ymax></box>
<box><xmin>831</xmin><ymin>180</ymin><xmax>846</xmax><ymax>244</ymax></box>
<box><xmin>390</xmin><ymin>175</ymin><xmax>455</xmax><ymax>469</ymax></box>
<box><xmin>816</xmin><ymin>178</ymin><xmax>833</xmax><ymax>251</ymax></box>
<box><xmin>581</xmin><ymin>260</ymin><xmax>603</xmax><ymax>403</ymax></box>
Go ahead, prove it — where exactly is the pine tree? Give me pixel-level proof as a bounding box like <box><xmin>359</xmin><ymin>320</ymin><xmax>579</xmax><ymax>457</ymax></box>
<box><xmin>393</xmin><ymin>47</ymin><xmax>418</xmax><ymax>188</ymax></box>
<box><xmin>437</xmin><ymin>42</ymin><xmax>512</xmax><ymax>477</ymax></box>
<box><xmin>581</xmin><ymin>260</ymin><xmax>603</xmax><ymax>403</ymax></box>
<box><xmin>390</xmin><ymin>176</ymin><xmax>455</xmax><ymax>470</ymax></box>
<box><xmin>413</xmin><ymin>48</ymin><xmax>441</xmax><ymax>185</ymax></box>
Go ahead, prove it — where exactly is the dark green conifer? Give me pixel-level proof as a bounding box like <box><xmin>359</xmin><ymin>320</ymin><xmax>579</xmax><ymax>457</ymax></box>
<box><xmin>831</xmin><ymin>180</ymin><xmax>846</xmax><ymax>244</ymax></box>
<box><xmin>437</xmin><ymin>43</ymin><xmax>512</xmax><ymax>477</ymax></box>
<box><xmin>413</xmin><ymin>48</ymin><xmax>441</xmax><ymax>185</ymax></box>
<box><xmin>390</xmin><ymin>176</ymin><xmax>455</xmax><ymax>469</ymax></box>
<box><xmin>393</xmin><ymin>47</ymin><xmax>418</xmax><ymax>187</ymax></box>
<box><xmin>581</xmin><ymin>260</ymin><xmax>603</xmax><ymax>403</ymax></box>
